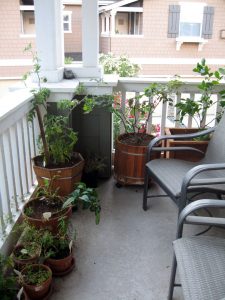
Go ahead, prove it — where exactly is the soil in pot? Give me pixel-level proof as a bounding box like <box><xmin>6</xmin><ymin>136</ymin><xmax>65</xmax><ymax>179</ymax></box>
<box><xmin>114</xmin><ymin>133</ymin><xmax>161</xmax><ymax>186</ymax></box>
<box><xmin>21</xmin><ymin>264</ymin><xmax>52</xmax><ymax>300</ymax></box>
<box><xmin>22</xmin><ymin>197</ymin><xmax>72</xmax><ymax>232</ymax></box>
<box><xmin>12</xmin><ymin>242</ymin><xmax>41</xmax><ymax>270</ymax></box>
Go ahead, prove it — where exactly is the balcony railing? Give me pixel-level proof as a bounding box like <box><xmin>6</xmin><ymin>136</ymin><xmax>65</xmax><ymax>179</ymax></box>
<box><xmin>0</xmin><ymin>77</ymin><xmax>225</xmax><ymax>246</ymax></box>
<box><xmin>0</xmin><ymin>89</ymin><xmax>39</xmax><ymax>247</ymax></box>
<box><xmin>115</xmin><ymin>77</ymin><xmax>225</xmax><ymax>135</ymax></box>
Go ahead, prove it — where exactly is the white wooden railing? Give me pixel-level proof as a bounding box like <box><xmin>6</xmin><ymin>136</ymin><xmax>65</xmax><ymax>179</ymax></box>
<box><xmin>0</xmin><ymin>89</ymin><xmax>39</xmax><ymax>247</ymax></box>
<box><xmin>114</xmin><ymin>77</ymin><xmax>225</xmax><ymax>135</ymax></box>
<box><xmin>0</xmin><ymin>77</ymin><xmax>225</xmax><ymax>247</ymax></box>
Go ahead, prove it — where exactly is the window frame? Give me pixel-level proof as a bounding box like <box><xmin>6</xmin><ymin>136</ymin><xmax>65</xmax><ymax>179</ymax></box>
<box><xmin>63</xmin><ymin>11</ymin><xmax>72</xmax><ymax>33</ymax></box>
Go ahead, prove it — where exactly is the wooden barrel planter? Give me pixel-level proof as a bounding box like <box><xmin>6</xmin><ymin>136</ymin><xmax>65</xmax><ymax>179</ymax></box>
<box><xmin>165</xmin><ymin>128</ymin><xmax>209</xmax><ymax>162</ymax></box>
<box><xmin>114</xmin><ymin>133</ymin><xmax>161</xmax><ymax>186</ymax></box>
<box><xmin>33</xmin><ymin>152</ymin><xmax>85</xmax><ymax>196</ymax></box>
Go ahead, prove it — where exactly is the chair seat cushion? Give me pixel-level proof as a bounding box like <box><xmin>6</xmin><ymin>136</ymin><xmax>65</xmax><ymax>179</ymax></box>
<box><xmin>146</xmin><ymin>159</ymin><xmax>225</xmax><ymax>199</ymax></box>
<box><xmin>173</xmin><ymin>236</ymin><xmax>225</xmax><ymax>300</ymax></box>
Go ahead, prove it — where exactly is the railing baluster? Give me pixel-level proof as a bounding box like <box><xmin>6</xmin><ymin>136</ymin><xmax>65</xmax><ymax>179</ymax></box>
<box><xmin>120</xmin><ymin>90</ymin><xmax>126</xmax><ymax>134</ymax></box>
<box><xmin>188</xmin><ymin>93</ymin><xmax>195</xmax><ymax>127</ymax></box>
<box><xmin>0</xmin><ymin>135</ymin><xmax>12</xmax><ymax>220</ymax></box>
<box><xmin>19</xmin><ymin>119</ymin><xmax>29</xmax><ymax>194</ymax></box>
<box><xmin>160</xmin><ymin>100</ymin><xmax>167</xmax><ymax>136</ymax></box>
<box><xmin>0</xmin><ymin>191</ymin><xmax>6</xmax><ymax>234</ymax></box>
<box><xmin>147</xmin><ymin>97</ymin><xmax>153</xmax><ymax>134</ymax></box>
<box><xmin>175</xmin><ymin>92</ymin><xmax>181</xmax><ymax>128</ymax></box>
<box><xmin>8</xmin><ymin>129</ymin><xmax>19</xmax><ymax>211</ymax></box>
<box><xmin>15</xmin><ymin>123</ymin><xmax>24</xmax><ymax>200</ymax></box>
<box><xmin>23</xmin><ymin>117</ymin><xmax>32</xmax><ymax>190</ymax></box>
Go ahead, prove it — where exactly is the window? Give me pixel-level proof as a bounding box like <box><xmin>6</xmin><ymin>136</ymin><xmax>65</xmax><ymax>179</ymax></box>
<box><xmin>179</xmin><ymin>3</ymin><xmax>204</xmax><ymax>37</ymax></box>
<box><xmin>20</xmin><ymin>10</ymin><xmax>35</xmax><ymax>35</ymax></box>
<box><xmin>63</xmin><ymin>12</ymin><xmax>72</xmax><ymax>33</ymax></box>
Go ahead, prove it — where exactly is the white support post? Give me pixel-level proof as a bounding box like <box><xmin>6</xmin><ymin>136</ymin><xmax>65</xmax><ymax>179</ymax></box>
<box><xmin>110</xmin><ymin>10</ymin><xmax>117</xmax><ymax>36</ymax></box>
<box><xmin>106</xmin><ymin>14</ymin><xmax>110</xmax><ymax>34</ymax></box>
<box><xmin>81</xmin><ymin>0</ymin><xmax>102</xmax><ymax>78</ymax></box>
<box><xmin>33</xmin><ymin>0</ymin><xmax>64</xmax><ymax>82</ymax></box>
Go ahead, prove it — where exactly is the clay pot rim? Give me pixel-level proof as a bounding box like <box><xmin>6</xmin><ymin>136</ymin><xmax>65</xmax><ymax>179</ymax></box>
<box><xmin>21</xmin><ymin>264</ymin><xmax>52</xmax><ymax>287</ymax></box>
<box><xmin>32</xmin><ymin>152</ymin><xmax>84</xmax><ymax>171</ymax></box>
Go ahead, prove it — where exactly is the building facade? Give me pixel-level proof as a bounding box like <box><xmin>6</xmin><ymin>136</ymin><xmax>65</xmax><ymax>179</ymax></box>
<box><xmin>0</xmin><ymin>0</ymin><xmax>224</xmax><ymax>78</ymax></box>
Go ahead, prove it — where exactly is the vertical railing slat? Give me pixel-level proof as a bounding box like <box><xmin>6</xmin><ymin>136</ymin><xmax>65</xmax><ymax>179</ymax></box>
<box><xmin>8</xmin><ymin>128</ymin><xmax>19</xmax><ymax>211</ymax></box>
<box><xmin>0</xmin><ymin>135</ymin><xmax>12</xmax><ymax>220</ymax></box>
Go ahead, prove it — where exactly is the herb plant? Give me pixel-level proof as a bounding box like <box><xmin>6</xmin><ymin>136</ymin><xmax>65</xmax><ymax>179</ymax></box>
<box><xmin>0</xmin><ymin>254</ymin><xmax>17</xmax><ymax>300</ymax></box>
<box><xmin>63</xmin><ymin>182</ymin><xmax>101</xmax><ymax>225</ymax></box>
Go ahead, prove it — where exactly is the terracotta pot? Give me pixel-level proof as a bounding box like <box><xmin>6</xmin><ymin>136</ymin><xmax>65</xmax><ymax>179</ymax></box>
<box><xmin>165</xmin><ymin>128</ymin><xmax>209</xmax><ymax>162</ymax></box>
<box><xmin>45</xmin><ymin>250</ymin><xmax>74</xmax><ymax>276</ymax></box>
<box><xmin>22</xmin><ymin>197</ymin><xmax>72</xmax><ymax>233</ymax></box>
<box><xmin>21</xmin><ymin>264</ymin><xmax>52</xmax><ymax>300</ymax></box>
<box><xmin>32</xmin><ymin>152</ymin><xmax>85</xmax><ymax>196</ymax></box>
<box><xmin>114</xmin><ymin>133</ymin><xmax>161</xmax><ymax>185</ymax></box>
<box><xmin>12</xmin><ymin>242</ymin><xmax>41</xmax><ymax>270</ymax></box>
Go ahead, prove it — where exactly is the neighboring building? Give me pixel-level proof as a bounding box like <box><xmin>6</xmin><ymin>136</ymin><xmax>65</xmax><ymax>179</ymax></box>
<box><xmin>0</xmin><ymin>0</ymin><xmax>225</xmax><ymax>78</ymax></box>
<box><xmin>99</xmin><ymin>0</ymin><xmax>225</xmax><ymax>75</ymax></box>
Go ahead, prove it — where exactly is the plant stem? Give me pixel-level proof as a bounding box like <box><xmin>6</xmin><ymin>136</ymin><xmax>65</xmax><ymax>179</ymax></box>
<box><xmin>36</xmin><ymin>105</ymin><xmax>50</xmax><ymax>165</ymax></box>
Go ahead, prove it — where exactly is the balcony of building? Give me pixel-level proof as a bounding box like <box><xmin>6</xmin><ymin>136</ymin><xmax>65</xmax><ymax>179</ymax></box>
<box><xmin>1</xmin><ymin>1</ymin><xmax>225</xmax><ymax>300</ymax></box>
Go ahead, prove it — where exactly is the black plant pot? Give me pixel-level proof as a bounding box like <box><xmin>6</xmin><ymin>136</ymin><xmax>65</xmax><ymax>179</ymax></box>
<box><xmin>82</xmin><ymin>170</ymin><xmax>98</xmax><ymax>188</ymax></box>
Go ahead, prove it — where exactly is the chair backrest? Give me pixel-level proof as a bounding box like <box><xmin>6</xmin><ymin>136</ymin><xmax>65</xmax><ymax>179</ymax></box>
<box><xmin>203</xmin><ymin>112</ymin><xmax>225</xmax><ymax>163</ymax></box>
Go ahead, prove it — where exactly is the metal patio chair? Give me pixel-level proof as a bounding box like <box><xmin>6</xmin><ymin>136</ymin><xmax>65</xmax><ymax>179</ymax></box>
<box><xmin>143</xmin><ymin>112</ymin><xmax>225</xmax><ymax>214</ymax></box>
<box><xmin>168</xmin><ymin>199</ymin><xmax>225</xmax><ymax>300</ymax></box>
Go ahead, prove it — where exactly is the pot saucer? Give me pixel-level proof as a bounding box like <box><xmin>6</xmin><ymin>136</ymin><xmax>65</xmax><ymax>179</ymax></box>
<box><xmin>52</xmin><ymin>257</ymin><xmax>76</xmax><ymax>277</ymax></box>
<box><xmin>24</xmin><ymin>283</ymin><xmax>53</xmax><ymax>300</ymax></box>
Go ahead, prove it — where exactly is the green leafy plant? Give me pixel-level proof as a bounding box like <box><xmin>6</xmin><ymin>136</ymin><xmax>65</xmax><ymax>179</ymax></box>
<box><xmin>98</xmin><ymin>80</ymin><xmax>181</xmax><ymax>144</ymax></box>
<box><xmin>20</xmin><ymin>264</ymin><xmax>51</xmax><ymax>286</ymax></box>
<box><xmin>0</xmin><ymin>254</ymin><xmax>17</xmax><ymax>300</ymax></box>
<box><xmin>64</xmin><ymin>56</ymin><xmax>74</xmax><ymax>64</ymax></box>
<box><xmin>63</xmin><ymin>182</ymin><xmax>101</xmax><ymax>224</ymax></box>
<box><xmin>175</xmin><ymin>59</ymin><xmax>225</xmax><ymax>129</ymax></box>
<box><xmin>99</xmin><ymin>53</ymin><xmax>140</xmax><ymax>77</ymax></box>
<box><xmin>41</xmin><ymin>219</ymin><xmax>75</xmax><ymax>259</ymax></box>
<box><xmin>23</xmin><ymin>44</ymin><xmax>96</xmax><ymax>167</ymax></box>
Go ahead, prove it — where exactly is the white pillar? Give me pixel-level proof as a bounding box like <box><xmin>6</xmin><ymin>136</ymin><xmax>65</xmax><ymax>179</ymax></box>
<box><xmin>81</xmin><ymin>0</ymin><xmax>102</xmax><ymax>78</ymax></box>
<box><xmin>106</xmin><ymin>14</ymin><xmax>110</xmax><ymax>34</ymax></box>
<box><xmin>110</xmin><ymin>10</ymin><xmax>117</xmax><ymax>36</ymax></box>
<box><xmin>101</xmin><ymin>14</ymin><xmax>105</xmax><ymax>34</ymax></box>
<box><xmin>34</xmin><ymin>0</ymin><xmax>64</xmax><ymax>82</ymax></box>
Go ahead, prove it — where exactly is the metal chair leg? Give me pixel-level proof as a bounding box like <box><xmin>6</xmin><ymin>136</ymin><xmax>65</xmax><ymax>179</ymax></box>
<box><xmin>143</xmin><ymin>168</ymin><xmax>149</xmax><ymax>211</ymax></box>
<box><xmin>168</xmin><ymin>254</ymin><xmax>177</xmax><ymax>300</ymax></box>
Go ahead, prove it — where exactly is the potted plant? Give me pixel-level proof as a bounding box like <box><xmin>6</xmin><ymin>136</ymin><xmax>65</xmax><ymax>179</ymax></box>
<box><xmin>12</xmin><ymin>242</ymin><xmax>41</xmax><ymax>270</ymax></box>
<box><xmin>165</xmin><ymin>59</ymin><xmax>225</xmax><ymax>161</ymax></box>
<box><xmin>22</xmin><ymin>179</ymin><xmax>72</xmax><ymax>232</ymax></box>
<box><xmin>18</xmin><ymin>264</ymin><xmax>52</xmax><ymax>300</ymax></box>
<box><xmin>105</xmin><ymin>81</ymin><xmax>181</xmax><ymax>185</ymax></box>
<box><xmin>23</xmin><ymin>44</ymin><xmax>95</xmax><ymax>196</ymax></box>
<box><xmin>82</xmin><ymin>152</ymin><xmax>106</xmax><ymax>187</ymax></box>
<box><xmin>42</xmin><ymin>218</ymin><xmax>76</xmax><ymax>276</ymax></box>
<box><xmin>63</xmin><ymin>182</ymin><xmax>101</xmax><ymax>225</ymax></box>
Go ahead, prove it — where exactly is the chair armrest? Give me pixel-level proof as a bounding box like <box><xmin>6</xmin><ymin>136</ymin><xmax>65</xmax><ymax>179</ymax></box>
<box><xmin>177</xmin><ymin>199</ymin><xmax>225</xmax><ymax>238</ymax></box>
<box><xmin>147</xmin><ymin>127</ymin><xmax>214</xmax><ymax>160</ymax></box>
<box><xmin>179</xmin><ymin>163</ymin><xmax>225</xmax><ymax>211</ymax></box>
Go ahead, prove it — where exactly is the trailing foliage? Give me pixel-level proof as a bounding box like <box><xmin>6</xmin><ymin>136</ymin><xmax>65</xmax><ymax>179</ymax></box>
<box><xmin>0</xmin><ymin>254</ymin><xmax>17</xmax><ymax>300</ymax></box>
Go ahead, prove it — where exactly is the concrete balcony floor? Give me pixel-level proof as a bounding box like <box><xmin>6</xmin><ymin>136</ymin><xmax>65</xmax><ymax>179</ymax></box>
<box><xmin>52</xmin><ymin>177</ymin><xmax>224</xmax><ymax>300</ymax></box>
